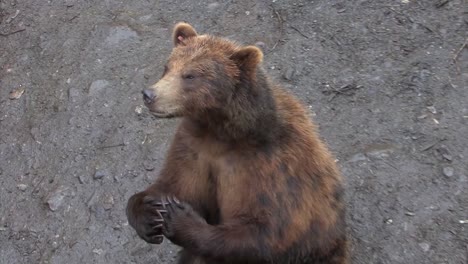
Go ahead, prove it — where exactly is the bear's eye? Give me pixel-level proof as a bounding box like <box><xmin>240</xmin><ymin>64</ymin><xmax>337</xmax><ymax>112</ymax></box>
<box><xmin>183</xmin><ymin>74</ymin><xmax>195</xmax><ymax>80</ymax></box>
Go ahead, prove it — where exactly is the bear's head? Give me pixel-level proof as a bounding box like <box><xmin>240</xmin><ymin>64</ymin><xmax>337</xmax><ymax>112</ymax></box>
<box><xmin>142</xmin><ymin>22</ymin><xmax>265</xmax><ymax>119</ymax></box>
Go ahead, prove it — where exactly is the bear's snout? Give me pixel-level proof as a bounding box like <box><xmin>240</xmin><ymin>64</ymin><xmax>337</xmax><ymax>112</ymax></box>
<box><xmin>142</xmin><ymin>89</ymin><xmax>156</xmax><ymax>104</ymax></box>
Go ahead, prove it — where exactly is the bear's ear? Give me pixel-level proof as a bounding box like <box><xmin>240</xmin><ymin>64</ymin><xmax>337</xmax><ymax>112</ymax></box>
<box><xmin>172</xmin><ymin>22</ymin><xmax>198</xmax><ymax>46</ymax></box>
<box><xmin>230</xmin><ymin>46</ymin><xmax>264</xmax><ymax>72</ymax></box>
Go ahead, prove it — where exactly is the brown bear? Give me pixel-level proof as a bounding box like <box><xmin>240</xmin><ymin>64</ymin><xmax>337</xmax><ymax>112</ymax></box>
<box><xmin>126</xmin><ymin>22</ymin><xmax>349</xmax><ymax>264</ymax></box>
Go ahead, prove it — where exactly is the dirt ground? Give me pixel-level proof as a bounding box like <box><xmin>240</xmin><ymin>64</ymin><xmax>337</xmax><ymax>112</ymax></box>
<box><xmin>0</xmin><ymin>0</ymin><xmax>467</xmax><ymax>263</ymax></box>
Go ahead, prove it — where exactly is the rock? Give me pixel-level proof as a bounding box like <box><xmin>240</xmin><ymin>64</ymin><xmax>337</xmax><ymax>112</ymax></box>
<box><xmin>426</xmin><ymin>106</ymin><xmax>437</xmax><ymax>114</ymax></box>
<box><xmin>282</xmin><ymin>67</ymin><xmax>295</xmax><ymax>81</ymax></box>
<box><xmin>9</xmin><ymin>87</ymin><xmax>25</xmax><ymax>100</ymax></box>
<box><xmin>94</xmin><ymin>170</ymin><xmax>107</xmax><ymax>180</ymax></box>
<box><xmin>46</xmin><ymin>186</ymin><xmax>69</xmax><ymax>211</ymax></box>
<box><xmin>143</xmin><ymin>161</ymin><xmax>155</xmax><ymax>171</ymax></box>
<box><xmin>459</xmin><ymin>175</ymin><xmax>467</xmax><ymax>182</ymax></box>
<box><xmin>103</xmin><ymin>194</ymin><xmax>114</xmax><ymax>210</ymax></box>
<box><xmin>78</xmin><ymin>175</ymin><xmax>87</xmax><ymax>184</ymax></box>
<box><xmin>364</xmin><ymin>143</ymin><xmax>395</xmax><ymax>159</ymax></box>
<box><xmin>135</xmin><ymin>105</ymin><xmax>143</xmax><ymax>115</ymax></box>
<box><xmin>17</xmin><ymin>184</ymin><xmax>27</xmax><ymax>191</ymax></box>
<box><xmin>442</xmin><ymin>167</ymin><xmax>454</xmax><ymax>177</ymax></box>
<box><xmin>68</xmin><ymin>87</ymin><xmax>80</xmax><ymax>103</ymax></box>
<box><xmin>348</xmin><ymin>153</ymin><xmax>367</xmax><ymax>163</ymax></box>
<box><xmin>88</xmin><ymin>80</ymin><xmax>109</xmax><ymax>96</ymax></box>
<box><xmin>52</xmin><ymin>241</ymin><xmax>59</xmax><ymax>249</ymax></box>
<box><xmin>419</xmin><ymin>242</ymin><xmax>430</xmax><ymax>252</ymax></box>
<box><xmin>89</xmin><ymin>204</ymin><xmax>106</xmax><ymax>220</ymax></box>
<box><xmin>442</xmin><ymin>153</ymin><xmax>453</xmax><ymax>161</ymax></box>
<box><xmin>92</xmin><ymin>248</ymin><xmax>103</xmax><ymax>255</ymax></box>
<box><xmin>106</xmin><ymin>26</ymin><xmax>138</xmax><ymax>45</ymax></box>
<box><xmin>207</xmin><ymin>2</ymin><xmax>220</xmax><ymax>11</ymax></box>
<box><xmin>74</xmin><ymin>154</ymin><xmax>84</xmax><ymax>162</ymax></box>
<box><xmin>255</xmin><ymin>41</ymin><xmax>266</xmax><ymax>48</ymax></box>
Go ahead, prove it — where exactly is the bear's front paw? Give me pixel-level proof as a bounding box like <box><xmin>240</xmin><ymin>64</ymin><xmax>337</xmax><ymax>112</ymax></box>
<box><xmin>126</xmin><ymin>192</ymin><xmax>168</xmax><ymax>244</ymax></box>
<box><xmin>160</xmin><ymin>196</ymin><xmax>207</xmax><ymax>247</ymax></box>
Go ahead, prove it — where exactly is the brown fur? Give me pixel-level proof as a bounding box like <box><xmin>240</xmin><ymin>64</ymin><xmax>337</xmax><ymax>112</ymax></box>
<box><xmin>126</xmin><ymin>23</ymin><xmax>349</xmax><ymax>264</ymax></box>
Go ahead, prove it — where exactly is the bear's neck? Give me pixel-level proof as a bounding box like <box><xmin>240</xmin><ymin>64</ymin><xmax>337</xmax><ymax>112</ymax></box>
<box><xmin>189</xmin><ymin>72</ymin><xmax>280</xmax><ymax>145</ymax></box>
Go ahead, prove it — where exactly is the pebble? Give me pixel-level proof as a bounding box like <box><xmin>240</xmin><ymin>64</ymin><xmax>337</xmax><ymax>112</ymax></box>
<box><xmin>366</xmin><ymin>146</ymin><xmax>394</xmax><ymax>159</ymax></box>
<box><xmin>135</xmin><ymin>105</ymin><xmax>143</xmax><ymax>115</ymax></box>
<box><xmin>9</xmin><ymin>87</ymin><xmax>25</xmax><ymax>100</ymax></box>
<box><xmin>46</xmin><ymin>186</ymin><xmax>69</xmax><ymax>212</ymax></box>
<box><xmin>94</xmin><ymin>170</ymin><xmax>107</xmax><ymax>180</ymax></box>
<box><xmin>419</xmin><ymin>242</ymin><xmax>430</xmax><ymax>252</ymax></box>
<box><xmin>207</xmin><ymin>2</ymin><xmax>220</xmax><ymax>11</ymax></box>
<box><xmin>78</xmin><ymin>175</ymin><xmax>87</xmax><ymax>184</ymax></box>
<box><xmin>90</xmin><ymin>205</ymin><xmax>106</xmax><ymax>220</ymax></box>
<box><xmin>254</xmin><ymin>41</ymin><xmax>266</xmax><ymax>51</ymax></box>
<box><xmin>426</xmin><ymin>106</ymin><xmax>437</xmax><ymax>114</ymax></box>
<box><xmin>88</xmin><ymin>80</ymin><xmax>109</xmax><ymax>95</ymax></box>
<box><xmin>68</xmin><ymin>87</ymin><xmax>80</xmax><ymax>103</ymax></box>
<box><xmin>442</xmin><ymin>153</ymin><xmax>453</xmax><ymax>161</ymax></box>
<box><xmin>282</xmin><ymin>67</ymin><xmax>295</xmax><ymax>81</ymax></box>
<box><xmin>348</xmin><ymin>153</ymin><xmax>367</xmax><ymax>163</ymax></box>
<box><xmin>442</xmin><ymin>167</ymin><xmax>454</xmax><ymax>177</ymax></box>
<box><xmin>92</xmin><ymin>248</ymin><xmax>103</xmax><ymax>255</ymax></box>
<box><xmin>143</xmin><ymin>161</ymin><xmax>155</xmax><ymax>171</ymax></box>
<box><xmin>17</xmin><ymin>184</ymin><xmax>27</xmax><ymax>191</ymax></box>
<box><xmin>74</xmin><ymin>154</ymin><xmax>84</xmax><ymax>162</ymax></box>
<box><xmin>103</xmin><ymin>194</ymin><xmax>114</xmax><ymax>210</ymax></box>
<box><xmin>106</xmin><ymin>26</ymin><xmax>138</xmax><ymax>46</ymax></box>
<box><xmin>459</xmin><ymin>175</ymin><xmax>467</xmax><ymax>182</ymax></box>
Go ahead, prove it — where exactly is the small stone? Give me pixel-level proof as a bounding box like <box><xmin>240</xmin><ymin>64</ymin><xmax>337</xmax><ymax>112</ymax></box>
<box><xmin>282</xmin><ymin>67</ymin><xmax>295</xmax><ymax>81</ymax></box>
<box><xmin>68</xmin><ymin>87</ymin><xmax>80</xmax><ymax>103</ymax></box>
<box><xmin>385</xmin><ymin>218</ymin><xmax>393</xmax><ymax>224</ymax></box>
<box><xmin>459</xmin><ymin>175</ymin><xmax>467</xmax><ymax>182</ymax></box>
<box><xmin>106</xmin><ymin>26</ymin><xmax>138</xmax><ymax>46</ymax></box>
<box><xmin>419</xmin><ymin>242</ymin><xmax>430</xmax><ymax>252</ymax></box>
<box><xmin>442</xmin><ymin>167</ymin><xmax>454</xmax><ymax>177</ymax></box>
<box><xmin>207</xmin><ymin>2</ymin><xmax>220</xmax><ymax>11</ymax></box>
<box><xmin>135</xmin><ymin>105</ymin><xmax>143</xmax><ymax>115</ymax></box>
<box><xmin>442</xmin><ymin>153</ymin><xmax>452</xmax><ymax>161</ymax></box>
<box><xmin>103</xmin><ymin>194</ymin><xmax>114</xmax><ymax>210</ymax></box>
<box><xmin>46</xmin><ymin>186</ymin><xmax>69</xmax><ymax>212</ymax></box>
<box><xmin>9</xmin><ymin>87</ymin><xmax>25</xmax><ymax>100</ymax></box>
<box><xmin>88</xmin><ymin>80</ymin><xmax>109</xmax><ymax>95</ymax></box>
<box><xmin>92</xmin><ymin>248</ymin><xmax>103</xmax><ymax>255</ymax></box>
<box><xmin>254</xmin><ymin>41</ymin><xmax>267</xmax><ymax>51</ymax></box>
<box><xmin>74</xmin><ymin>154</ymin><xmax>84</xmax><ymax>162</ymax></box>
<box><xmin>94</xmin><ymin>170</ymin><xmax>107</xmax><ymax>180</ymax></box>
<box><xmin>143</xmin><ymin>161</ymin><xmax>155</xmax><ymax>171</ymax></box>
<box><xmin>17</xmin><ymin>184</ymin><xmax>27</xmax><ymax>191</ymax></box>
<box><xmin>89</xmin><ymin>204</ymin><xmax>106</xmax><ymax>220</ymax></box>
<box><xmin>426</xmin><ymin>106</ymin><xmax>437</xmax><ymax>114</ymax></box>
<box><xmin>348</xmin><ymin>153</ymin><xmax>367</xmax><ymax>163</ymax></box>
<box><xmin>78</xmin><ymin>175</ymin><xmax>87</xmax><ymax>184</ymax></box>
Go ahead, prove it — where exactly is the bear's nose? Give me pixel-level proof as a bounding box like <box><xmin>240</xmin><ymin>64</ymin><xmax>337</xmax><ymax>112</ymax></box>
<box><xmin>142</xmin><ymin>89</ymin><xmax>156</xmax><ymax>104</ymax></box>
